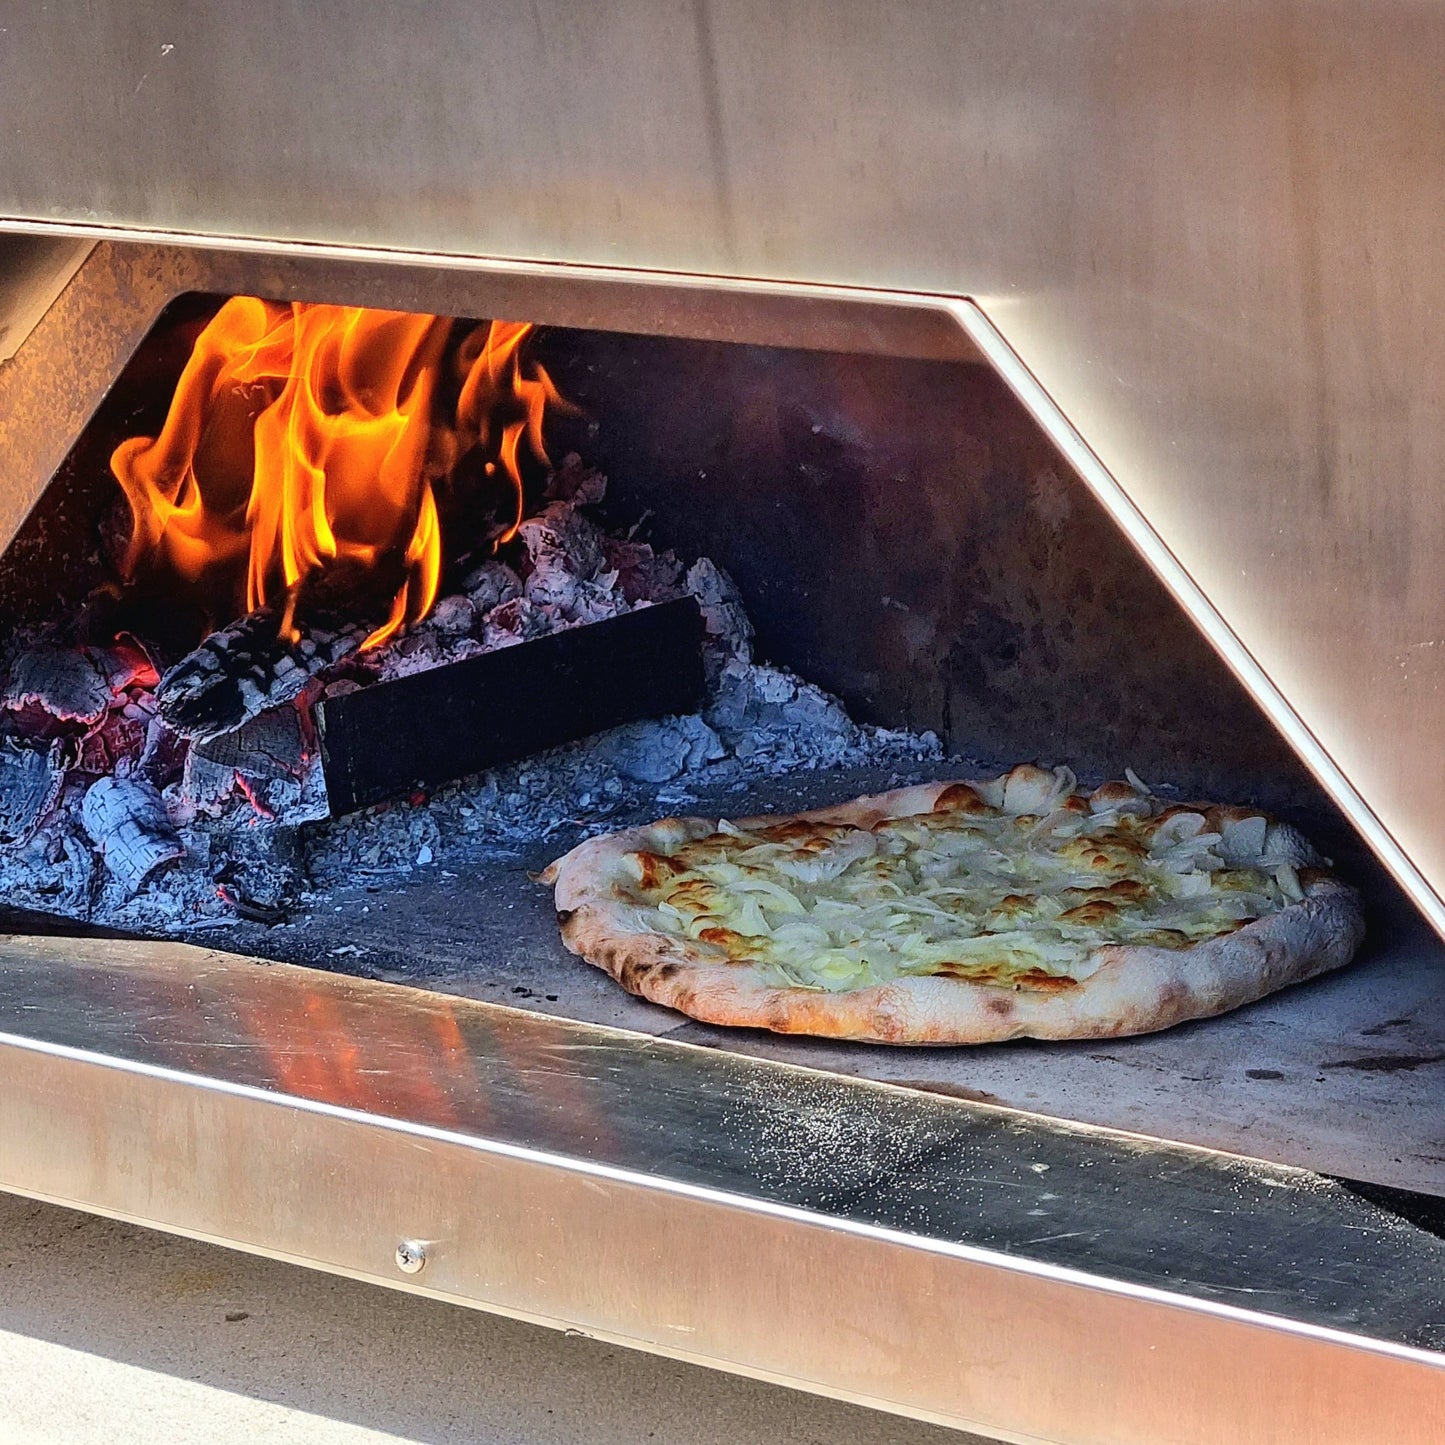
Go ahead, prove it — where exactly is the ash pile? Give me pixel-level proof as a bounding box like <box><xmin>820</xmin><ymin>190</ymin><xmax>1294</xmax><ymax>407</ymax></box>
<box><xmin>0</xmin><ymin>458</ymin><xmax>938</xmax><ymax>933</ymax></box>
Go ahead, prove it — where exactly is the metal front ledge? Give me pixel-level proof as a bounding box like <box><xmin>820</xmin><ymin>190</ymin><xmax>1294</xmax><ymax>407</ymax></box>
<box><xmin>1</xmin><ymin>935</ymin><xmax>1443</xmax><ymax>1444</ymax></box>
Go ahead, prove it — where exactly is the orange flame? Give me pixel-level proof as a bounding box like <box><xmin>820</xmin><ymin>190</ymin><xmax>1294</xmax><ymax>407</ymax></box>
<box><xmin>110</xmin><ymin>299</ymin><xmax>561</xmax><ymax>649</ymax></box>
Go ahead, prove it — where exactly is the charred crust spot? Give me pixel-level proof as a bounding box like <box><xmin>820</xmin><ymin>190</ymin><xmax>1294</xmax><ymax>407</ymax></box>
<box><xmin>931</xmin><ymin>959</ymin><xmax>1075</xmax><ymax>994</ymax></box>
<box><xmin>1066</xmin><ymin>879</ymin><xmax>1148</xmax><ymax>905</ymax></box>
<box><xmin>758</xmin><ymin>819</ymin><xmax>833</xmax><ymax>843</ymax></box>
<box><xmin>1060</xmin><ymin>834</ymin><xmax>1147</xmax><ymax>871</ymax></box>
<box><xmin>665</xmin><ymin>878</ymin><xmax>720</xmax><ymax>910</ymax></box>
<box><xmin>933</xmin><ymin>783</ymin><xmax>991</xmax><ymax>815</ymax></box>
<box><xmin>556</xmin><ymin>909</ymin><xmax>576</xmax><ymax>926</ymax></box>
<box><xmin>631</xmin><ymin>850</ymin><xmax>685</xmax><ymax>890</ymax></box>
<box><xmin>1106</xmin><ymin>878</ymin><xmax>1148</xmax><ymax>900</ymax></box>
<box><xmin>1207</xmin><ymin>804</ymin><xmax>1265</xmax><ymax>831</ymax></box>
<box><xmin>1090</xmin><ymin>780</ymin><xmax>1139</xmax><ymax>807</ymax></box>
<box><xmin>1007</xmin><ymin>762</ymin><xmax>1054</xmax><ymax>786</ymax></box>
<box><xmin>617</xmin><ymin>951</ymin><xmax>666</xmax><ymax>994</ymax></box>
<box><xmin>1059</xmin><ymin>900</ymin><xmax>1120</xmax><ymax>925</ymax></box>
<box><xmin>1154</xmin><ymin>805</ymin><xmax>1201</xmax><ymax>825</ymax></box>
<box><xmin>989</xmin><ymin>894</ymin><xmax>1035</xmax><ymax>919</ymax></box>
<box><xmin>698</xmin><ymin>925</ymin><xmax>744</xmax><ymax>952</ymax></box>
<box><xmin>1012</xmin><ymin>969</ymin><xmax>1079</xmax><ymax>992</ymax></box>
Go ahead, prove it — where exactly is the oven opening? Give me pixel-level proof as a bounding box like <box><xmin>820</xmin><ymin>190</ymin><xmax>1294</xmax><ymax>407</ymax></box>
<box><xmin>2</xmin><ymin>283</ymin><xmax>1441</xmax><ymax>1198</ymax></box>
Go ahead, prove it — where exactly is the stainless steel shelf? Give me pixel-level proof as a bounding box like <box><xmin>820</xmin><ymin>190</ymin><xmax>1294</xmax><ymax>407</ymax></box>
<box><xmin>2</xmin><ymin>933</ymin><xmax>1444</xmax><ymax>1444</ymax></box>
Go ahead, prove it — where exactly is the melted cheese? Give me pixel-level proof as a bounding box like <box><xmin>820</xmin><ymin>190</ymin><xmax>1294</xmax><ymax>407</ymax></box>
<box><xmin>624</xmin><ymin>784</ymin><xmax>1302</xmax><ymax>994</ymax></box>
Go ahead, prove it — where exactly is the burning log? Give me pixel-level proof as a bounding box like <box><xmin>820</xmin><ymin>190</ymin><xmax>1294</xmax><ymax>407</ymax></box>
<box><xmin>75</xmin><ymin>698</ymin><xmax>161</xmax><ymax>778</ymax></box>
<box><xmin>80</xmin><ymin>776</ymin><xmax>184</xmax><ymax>895</ymax></box>
<box><xmin>156</xmin><ymin>609</ymin><xmax>367</xmax><ymax>742</ymax></box>
<box><xmin>3</xmin><ymin>640</ymin><xmax>158</xmax><ymax>735</ymax></box>
<box><xmin>317</xmin><ymin>597</ymin><xmax>706</xmax><ymax>815</ymax></box>
<box><xmin>176</xmin><ymin>702</ymin><xmax>324</xmax><ymax>825</ymax></box>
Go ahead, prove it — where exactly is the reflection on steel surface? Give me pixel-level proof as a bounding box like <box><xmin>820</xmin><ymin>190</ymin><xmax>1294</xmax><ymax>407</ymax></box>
<box><xmin>3</xmin><ymin>935</ymin><xmax>1445</xmax><ymax>1443</ymax></box>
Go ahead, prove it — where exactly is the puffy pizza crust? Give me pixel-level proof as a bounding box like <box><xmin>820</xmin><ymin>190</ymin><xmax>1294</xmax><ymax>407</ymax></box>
<box><xmin>542</xmin><ymin>778</ymin><xmax>1365</xmax><ymax>1045</ymax></box>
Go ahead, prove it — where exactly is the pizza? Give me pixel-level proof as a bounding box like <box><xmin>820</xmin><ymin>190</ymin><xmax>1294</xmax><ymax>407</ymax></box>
<box><xmin>541</xmin><ymin>764</ymin><xmax>1365</xmax><ymax>1044</ymax></box>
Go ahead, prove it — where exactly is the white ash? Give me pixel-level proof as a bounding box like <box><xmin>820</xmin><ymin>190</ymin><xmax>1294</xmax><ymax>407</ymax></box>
<box><xmin>460</xmin><ymin>559</ymin><xmax>521</xmax><ymax>612</ymax></box>
<box><xmin>0</xmin><ymin>741</ymin><xmax>66</xmax><ymax>844</ymax></box>
<box><xmin>708</xmin><ymin>660</ymin><xmax>857</xmax><ymax>767</ymax></box>
<box><xmin>371</xmin><ymin>461</ymin><xmax>686</xmax><ymax>682</ymax></box>
<box><xmin>305</xmin><ymin>669</ymin><xmax>940</xmax><ymax>889</ymax></box>
<box><xmin>685</xmin><ymin>559</ymin><xmax>754</xmax><ymax>669</ymax></box>
<box><xmin>0</xmin><ymin>454</ymin><xmax>940</xmax><ymax>931</ymax></box>
<box><xmin>599</xmin><ymin>714</ymin><xmax>725</xmax><ymax>784</ymax></box>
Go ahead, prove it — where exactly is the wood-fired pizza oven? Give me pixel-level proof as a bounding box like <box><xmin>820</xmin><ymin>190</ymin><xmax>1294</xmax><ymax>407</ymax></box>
<box><xmin>2</xmin><ymin>6</ymin><xmax>1445</xmax><ymax>1443</ymax></box>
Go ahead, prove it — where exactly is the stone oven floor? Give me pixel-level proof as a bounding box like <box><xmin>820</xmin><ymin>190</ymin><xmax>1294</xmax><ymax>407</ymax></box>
<box><xmin>144</xmin><ymin>762</ymin><xmax>1445</xmax><ymax>1201</ymax></box>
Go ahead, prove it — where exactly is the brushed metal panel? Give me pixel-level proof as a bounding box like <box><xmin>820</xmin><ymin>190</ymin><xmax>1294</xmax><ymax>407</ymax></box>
<box><xmin>3</xmin><ymin>934</ymin><xmax>1445</xmax><ymax>1443</ymax></box>
<box><xmin>2</xmin><ymin>2</ymin><xmax>1439</xmax><ymax>937</ymax></box>
<box><xmin>0</xmin><ymin>235</ymin><xmax>91</xmax><ymax>361</ymax></box>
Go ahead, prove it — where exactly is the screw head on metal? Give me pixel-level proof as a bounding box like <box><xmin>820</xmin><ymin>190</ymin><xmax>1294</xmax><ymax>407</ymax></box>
<box><xmin>394</xmin><ymin>1239</ymin><xmax>428</xmax><ymax>1274</ymax></box>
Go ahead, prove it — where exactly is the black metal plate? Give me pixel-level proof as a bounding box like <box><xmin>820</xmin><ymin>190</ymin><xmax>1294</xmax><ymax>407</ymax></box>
<box><xmin>316</xmin><ymin>598</ymin><xmax>705</xmax><ymax>814</ymax></box>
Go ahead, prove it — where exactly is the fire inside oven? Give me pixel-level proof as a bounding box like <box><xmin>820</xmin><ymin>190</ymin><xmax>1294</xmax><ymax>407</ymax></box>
<box><xmin>2</xmin><ymin>280</ymin><xmax>1442</xmax><ymax>1195</ymax></box>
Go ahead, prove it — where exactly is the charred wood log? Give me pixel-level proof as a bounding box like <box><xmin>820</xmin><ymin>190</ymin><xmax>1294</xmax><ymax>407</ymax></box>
<box><xmin>0</xmin><ymin>741</ymin><xmax>66</xmax><ymax>844</ymax></box>
<box><xmin>317</xmin><ymin>597</ymin><xmax>706</xmax><ymax>815</ymax></box>
<box><xmin>156</xmin><ymin>610</ymin><xmax>366</xmax><ymax>742</ymax></box>
<box><xmin>193</xmin><ymin>704</ymin><xmax>309</xmax><ymax>780</ymax></box>
<box><xmin>80</xmin><ymin>776</ymin><xmax>184</xmax><ymax>895</ymax></box>
<box><xmin>178</xmin><ymin>703</ymin><xmax>325</xmax><ymax>825</ymax></box>
<box><xmin>2</xmin><ymin>641</ymin><xmax>158</xmax><ymax>733</ymax></box>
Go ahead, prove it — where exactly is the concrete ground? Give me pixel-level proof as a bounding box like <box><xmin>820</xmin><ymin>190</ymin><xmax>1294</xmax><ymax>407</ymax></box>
<box><xmin>0</xmin><ymin>1191</ymin><xmax>994</xmax><ymax>1444</ymax></box>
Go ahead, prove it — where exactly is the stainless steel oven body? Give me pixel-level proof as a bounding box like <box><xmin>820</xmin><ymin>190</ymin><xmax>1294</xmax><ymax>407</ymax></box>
<box><xmin>2</xmin><ymin>7</ymin><xmax>1445</xmax><ymax>1442</ymax></box>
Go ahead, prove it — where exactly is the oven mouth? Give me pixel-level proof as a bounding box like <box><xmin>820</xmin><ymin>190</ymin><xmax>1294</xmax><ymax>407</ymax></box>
<box><xmin>0</xmin><ymin>234</ymin><xmax>1439</xmax><ymax>1445</ymax></box>
<box><xmin>0</xmin><ymin>243</ymin><xmax>1436</xmax><ymax>1208</ymax></box>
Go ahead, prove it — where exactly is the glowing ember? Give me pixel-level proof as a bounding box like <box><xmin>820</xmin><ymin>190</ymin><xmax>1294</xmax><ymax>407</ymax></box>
<box><xmin>110</xmin><ymin>299</ymin><xmax>563</xmax><ymax>649</ymax></box>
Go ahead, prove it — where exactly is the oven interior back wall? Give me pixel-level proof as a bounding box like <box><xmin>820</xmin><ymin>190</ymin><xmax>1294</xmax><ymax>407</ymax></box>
<box><xmin>540</xmin><ymin>329</ymin><xmax>1331</xmax><ymax>819</ymax></box>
